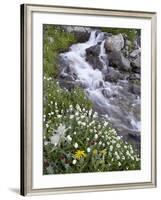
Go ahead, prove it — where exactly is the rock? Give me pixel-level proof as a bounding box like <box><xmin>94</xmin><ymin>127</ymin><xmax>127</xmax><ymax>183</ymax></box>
<box><xmin>62</xmin><ymin>26</ymin><xmax>91</xmax><ymax>43</ymax></box>
<box><xmin>86</xmin><ymin>44</ymin><xmax>105</xmax><ymax>70</ymax></box>
<box><xmin>131</xmin><ymin>56</ymin><xmax>141</xmax><ymax>74</ymax></box>
<box><xmin>120</xmin><ymin>54</ymin><xmax>131</xmax><ymax>71</ymax></box>
<box><xmin>129</xmin><ymin>73</ymin><xmax>141</xmax><ymax>81</ymax></box>
<box><xmin>129</xmin><ymin>84</ymin><xmax>141</xmax><ymax>95</ymax></box>
<box><xmin>104</xmin><ymin>67</ymin><xmax>124</xmax><ymax>82</ymax></box>
<box><xmin>130</xmin><ymin>49</ymin><xmax>141</xmax><ymax>58</ymax></box>
<box><xmin>104</xmin><ymin>34</ymin><xmax>124</xmax><ymax>52</ymax></box>
<box><xmin>108</xmin><ymin>51</ymin><xmax>131</xmax><ymax>71</ymax></box>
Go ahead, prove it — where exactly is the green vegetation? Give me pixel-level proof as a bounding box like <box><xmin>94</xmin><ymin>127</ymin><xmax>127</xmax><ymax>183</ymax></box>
<box><xmin>43</xmin><ymin>77</ymin><xmax>140</xmax><ymax>174</ymax></box>
<box><xmin>101</xmin><ymin>27</ymin><xmax>140</xmax><ymax>42</ymax></box>
<box><xmin>43</xmin><ymin>25</ymin><xmax>77</xmax><ymax>77</ymax></box>
<box><xmin>43</xmin><ymin>25</ymin><xmax>141</xmax><ymax>174</ymax></box>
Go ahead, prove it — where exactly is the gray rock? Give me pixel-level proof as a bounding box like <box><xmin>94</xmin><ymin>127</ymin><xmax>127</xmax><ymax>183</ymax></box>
<box><xmin>104</xmin><ymin>34</ymin><xmax>124</xmax><ymax>52</ymax></box>
<box><xmin>129</xmin><ymin>84</ymin><xmax>141</xmax><ymax>95</ymax></box>
<box><xmin>86</xmin><ymin>44</ymin><xmax>105</xmax><ymax>70</ymax></box>
<box><xmin>104</xmin><ymin>67</ymin><xmax>124</xmax><ymax>82</ymax></box>
<box><xmin>131</xmin><ymin>56</ymin><xmax>141</xmax><ymax>68</ymax></box>
<box><xmin>108</xmin><ymin>51</ymin><xmax>131</xmax><ymax>71</ymax></box>
<box><xmin>130</xmin><ymin>49</ymin><xmax>141</xmax><ymax>59</ymax></box>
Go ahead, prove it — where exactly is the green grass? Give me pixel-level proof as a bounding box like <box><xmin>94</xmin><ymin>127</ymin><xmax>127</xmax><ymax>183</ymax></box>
<box><xmin>43</xmin><ymin>77</ymin><xmax>140</xmax><ymax>174</ymax></box>
<box><xmin>43</xmin><ymin>24</ymin><xmax>77</xmax><ymax>77</ymax></box>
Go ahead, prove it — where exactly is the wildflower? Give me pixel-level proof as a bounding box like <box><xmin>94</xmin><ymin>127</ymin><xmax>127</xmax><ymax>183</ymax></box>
<box><xmin>118</xmin><ymin>162</ymin><xmax>121</xmax><ymax>166</ymax></box>
<box><xmin>94</xmin><ymin>134</ymin><xmax>98</xmax><ymax>139</ymax></box>
<box><xmin>69</xmin><ymin>115</ymin><xmax>74</xmax><ymax>119</ymax></box>
<box><xmin>104</xmin><ymin>121</ymin><xmax>108</xmax><ymax>127</ymax></box>
<box><xmin>46</xmin><ymin>124</ymin><xmax>49</xmax><ymax>128</ymax></box>
<box><xmin>74</xmin><ymin>150</ymin><xmax>86</xmax><ymax>160</ymax></box>
<box><xmin>116</xmin><ymin>143</ymin><xmax>121</xmax><ymax>148</ymax></box>
<box><xmin>109</xmin><ymin>145</ymin><xmax>113</xmax><ymax>151</ymax></box>
<box><xmin>73</xmin><ymin>131</ymin><xmax>76</xmax><ymax>135</ymax></box>
<box><xmin>87</xmin><ymin>147</ymin><xmax>91</xmax><ymax>153</ymax></box>
<box><xmin>72</xmin><ymin>159</ymin><xmax>77</xmax><ymax>165</ymax></box>
<box><xmin>57</xmin><ymin>115</ymin><xmax>62</xmax><ymax>118</ymax></box>
<box><xmin>74</xmin><ymin>143</ymin><xmax>78</xmax><ymax>149</ymax></box>
<box><xmin>50</xmin><ymin>124</ymin><xmax>68</xmax><ymax>145</ymax></box>
<box><xmin>66</xmin><ymin>135</ymin><xmax>72</xmax><ymax>142</ymax></box>
<box><xmin>98</xmin><ymin>141</ymin><xmax>102</xmax><ymax>145</ymax></box>
<box><xmin>86</xmin><ymin>137</ymin><xmax>89</xmax><ymax>141</ymax></box>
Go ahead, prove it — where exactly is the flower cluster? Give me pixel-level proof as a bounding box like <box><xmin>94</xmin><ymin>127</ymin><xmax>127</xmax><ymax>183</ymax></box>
<box><xmin>43</xmin><ymin>77</ymin><xmax>140</xmax><ymax>174</ymax></box>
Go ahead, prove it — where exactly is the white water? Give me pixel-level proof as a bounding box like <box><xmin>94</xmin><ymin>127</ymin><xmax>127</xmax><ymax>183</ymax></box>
<box><xmin>60</xmin><ymin>30</ymin><xmax>141</xmax><ymax>140</ymax></box>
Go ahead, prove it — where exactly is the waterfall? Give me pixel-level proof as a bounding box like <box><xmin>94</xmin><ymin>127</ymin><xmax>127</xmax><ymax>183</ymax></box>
<box><xmin>60</xmin><ymin>30</ymin><xmax>141</xmax><ymax>142</ymax></box>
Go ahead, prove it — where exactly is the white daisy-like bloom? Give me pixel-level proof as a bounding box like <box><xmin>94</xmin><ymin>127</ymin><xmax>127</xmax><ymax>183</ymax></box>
<box><xmin>55</xmin><ymin>102</ymin><xmax>57</xmax><ymax>106</ymax></box>
<box><xmin>50</xmin><ymin>101</ymin><xmax>53</xmax><ymax>104</ymax></box>
<box><xmin>74</xmin><ymin>143</ymin><xmax>78</xmax><ymax>149</ymax></box>
<box><xmin>72</xmin><ymin>159</ymin><xmax>77</xmax><ymax>165</ymax></box>
<box><xmin>57</xmin><ymin>115</ymin><xmax>62</xmax><ymax>118</ymax></box>
<box><xmin>46</xmin><ymin>124</ymin><xmax>49</xmax><ymax>128</ymax></box>
<box><xmin>116</xmin><ymin>143</ymin><xmax>121</xmax><ymax>148</ymax></box>
<box><xmin>102</xmin><ymin>143</ymin><xmax>105</xmax><ymax>147</ymax></box>
<box><xmin>109</xmin><ymin>145</ymin><xmax>113</xmax><ymax>151</ymax></box>
<box><xmin>69</xmin><ymin>115</ymin><xmax>74</xmax><ymax>119</ymax></box>
<box><xmin>67</xmin><ymin>135</ymin><xmax>72</xmax><ymax>142</ymax></box>
<box><xmin>73</xmin><ymin>131</ymin><xmax>76</xmax><ymax>135</ymax></box>
<box><xmin>104</xmin><ymin>121</ymin><xmax>108</xmax><ymax>127</ymax></box>
<box><xmin>99</xmin><ymin>141</ymin><xmax>102</xmax><ymax>145</ymax></box>
<box><xmin>86</xmin><ymin>137</ymin><xmax>90</xmax><ymax>141</ymax></box>
<box><xmin>94</xmin><ymin>134</ymin><xmax>98</xmax><ymax>139</ymax></box>
<box><xmin>88</xmin><ymin>109</ymin><xmax>92</xmax><ymax>116</ymax></box>
<box><xmin>75</xmin><ymin>112</ymin><xmax>79</xmax><ymax>116</ymax></box>
<box><xmin>87</xmin><ymin>147</ymin><xmax>91</xmax><ymax>153</ymax></box>
<box><xmin>122</xmin><ymin>156</ymin><xmax>125</xmax><ymax>160</ymax></box>
<box><xmin>118</xmin><ymin>162</ymin><xmax>121</xmax><ymax>166</ymax></box>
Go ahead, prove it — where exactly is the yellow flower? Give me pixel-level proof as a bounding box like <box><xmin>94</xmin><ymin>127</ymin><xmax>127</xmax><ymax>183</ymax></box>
<box><xmin>74</xmin><ymin>150</ymin><xmax>86</xmax><ymax>160</ymax></box>
<box><xmin>92</xmin><ymin>149</ymin><xmax>98</xmax><ymax>156</ymax></box>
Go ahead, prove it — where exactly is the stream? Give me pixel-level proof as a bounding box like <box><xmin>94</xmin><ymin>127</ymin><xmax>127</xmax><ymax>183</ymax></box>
<box><xmin>59</xmin><ymin>30</ymin><xmax>141</xmax><ymax>150</ymax></box>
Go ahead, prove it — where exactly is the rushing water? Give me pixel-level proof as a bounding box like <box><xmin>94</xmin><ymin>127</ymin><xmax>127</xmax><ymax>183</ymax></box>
<box><xmin>60</xmin><ymin>30</ymin><xmax>141</xmax><ymax>148</ymax></box>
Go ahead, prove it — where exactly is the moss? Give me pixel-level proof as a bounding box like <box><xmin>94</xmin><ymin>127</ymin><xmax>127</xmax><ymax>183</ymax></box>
<box><xmin>101</xmin><ymin>27</ymin><xmax>140</xmax><ymax>42</ymax></box>
<box><xmin>43</xmin><ymin>25</ymin><xmax>77</xmax><ymax>78</ymax></box>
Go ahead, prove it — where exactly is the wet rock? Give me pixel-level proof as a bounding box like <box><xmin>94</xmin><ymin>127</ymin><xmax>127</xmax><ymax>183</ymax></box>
<box><xmin>104</xmin><ymin>34</ymin><xmax>124</xmax><ymax>52</ymax></box>
<box><xmin>104</xmin><ymin>67</ymin><xmax>124</xmax><ymax>82</ymax></box>
<box><xmin>86</xmin><ymin>44</ymin><xmax>104</xmax><ymax>70</ymax></box>
<box><xmin>129</xmin><ymin>84</ymin><xmax>141</xmax><ymax>95</ymax></box>
<box><xmin>108</xmin><ymin>51</ymin><xmax>131</xmax><ymax>71</ymax></box>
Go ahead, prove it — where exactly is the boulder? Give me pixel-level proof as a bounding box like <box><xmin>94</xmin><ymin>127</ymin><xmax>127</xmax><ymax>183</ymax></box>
<box><xmin>104</xmin><ymin>34</ymin><xmax>124</xmax><ymax>52</ymax></box>
<box><xmin>104</xmin><ymin>67</ymin><xmax>124</xmax><ymax>82</ymax></box>
<box><xmin>86</xmin><ymin>44</ymin><xmax>105</xmax><ymax>70</ymax></box>
<box><xmin>131</xmin><ymin>56</ymin><xmax>141</xmax><ymax>68</ymax></box>
<box><xmin>130</xmin><ymin>49</ymin><xmax>141</xmax><ymax>59</ymax></box>
<box><xmin>108</xmin><ymin>51</ymin><xmax>131</xmax><ymax>71</ymax></box>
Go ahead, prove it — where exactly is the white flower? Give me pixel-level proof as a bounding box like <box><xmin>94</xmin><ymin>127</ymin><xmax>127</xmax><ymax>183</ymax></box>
<box><xmin>102</xmin><ymin>143</ymin><xmax>105</xmax><ymax>147</ymax></box>
<box><xmin>73</xmin><ymin>131</ymin><xmax>76</xmax><ymax>135</ymax></box>
<box><xmin>50</xmin><ymin>124</ymin><xmax>68</xmax><ymax>146</ymax></box>
<box><xmin>104</xmin><ymin>121</ymin><xmax>108</xmax><ymax>127</ymax></box>
<box><xmin>118</xmin><ymin>162</ymin><xmax>121</xmax><ymax>166</ymax></box>
<box><xmin>57</xmin><ymin>115</ymin><xmax>62</xmax><ymax>118</ymax></box>
<box><xmin>88</xmin><ymin>109</ymin><xmax>92</xmax><ymax>116</ymax></box>
<box><xmin>70</xmin><ymin>115</ymin><xmax>74</xmax><ymax>119</ymax></box>
<box><xmin>87</xmin><ymin>147</ymin><xmax>91</xmax><ymax>153</ymax></box>
<box><xmin>109</xmin><ymin>145</ymin><xmax>113</xmax><ymax>151</ymax></box>
<box><xmin>86</xmin><ymin>137</ymin><xmax>90</xmax><ymax>141</ymax></box>
<box><xmin>99</xmin><ymin>141</ymin><xmax>102</xmax><ymax>145</ymax></box>
<box><xmin>46</xmin><ymin>124</ymin><xmax>49</xmax><ymax>128</ymax></box>
<box><xmin>94</xmin><ymin>134</ymin><xmax>98</xmax><ymax>139</ymax></box>
<box><xmin>75</xmin><ymin>112</ymin><xmax>79</xmax><ymax>116</ymax></box>
<box><xmin>72</xmin><ymin>159</ymin><xmax>77</xmax><ymax>165</ymax></box>
<box><xmin>116</xmin><ymin>143</ymin><xmax>121</xmax><ymax>148</ymax></box>
<box><xmin>74</xmin><ymin>143</ymin><xmax>78</xmax><ymax>149</ymax></box>
<box><xmin>67</xmin><ymin>135</ymin><xmax>72</xmax><ymax>142</ymax></box>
